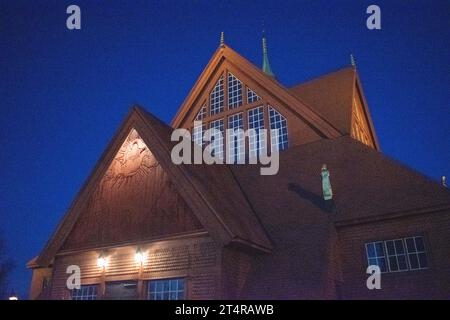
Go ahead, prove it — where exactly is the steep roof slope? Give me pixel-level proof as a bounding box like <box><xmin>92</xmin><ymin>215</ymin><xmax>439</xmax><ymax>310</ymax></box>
<box><xmin>138</xmin><ymin>107</ymin><xmax>272</xmax><ymax>251</ymax></box>
<box><xmin>288</xmin><ymin>67</ymin><xmax>356</xmax><ymax>135</ymax></box>
<box><xmin>228</xmin><ymin>136</ymin><xmax>450</xmax><ymax>298</ymax></box>
<box><xmin>231</xmin><ymin>136</ymin><xmax>450</xmax><ymax>225</ymax></box>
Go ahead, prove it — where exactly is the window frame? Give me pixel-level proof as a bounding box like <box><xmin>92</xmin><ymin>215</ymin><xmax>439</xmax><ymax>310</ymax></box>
<box><xmin>227</xmin><ymin>72</ymin><xmax>243</xmax><ymax>110</ymax></box>
<box><xmin>247</xmin><ymin>87</ymin><xmax>261</xmax><ymax>104</ymax></box>
<box><xmin>195</xmin><ymin>104</ymin><xmax>207</xmax><ymax>121</ymax></box>
<box><xmin>209</xmin><ymin>118</ymin><xmax>225</xmax><ymax>159</ymax></box>
<box><xmin>384</xmin><ymin>238</ymin><xmax>409</xmax><ymax>273</ymax></box>
<box><xmin>247</xmin><ymin>106</ymin><xmax>266</xmax><ymax>159</ymax></box>
<box><xmin>227</xmin><ymin>112</ymin><xmax>245</xmax><ymax>164</ymax></box>
<box><xmin>70</xmin><ymin>284</ymin><xmax>99</xmax><ymax>300</ymax></box>
<box><xmin>210</xmin><ymin>76</ymin><xmax>225</xmax><ymax>116</ymax></box>
<box><xmin>268</xmin><ymin>105</ymin><xmax>289</xmax><ymax>152</ymax></box>
<box><xmin>365</xmin><ymin>241</ymin><xmax>388</xmax><ymax>273</ymax></box>
<box><xmin>405</xmin><ymin>236</ymin><xmax>429</xmax><ymax>271</ymax></box>
<box><xmin>146</xmin><ymin>277</ymin><xmax>186</xmax><ymax>301</ymax></box>
<box><xmin>365</xmin><ymin>236</ymin><xmax>429</xmax><ymax>273</ymax></box>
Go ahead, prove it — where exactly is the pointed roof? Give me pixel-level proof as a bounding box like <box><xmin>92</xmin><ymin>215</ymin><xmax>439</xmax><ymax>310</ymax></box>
<box><xmin>32</xmin><ymin>106</ymin><xmax>272</xmax><ymax>267</ymax></box>
<box><xmin>171</xmin><ymin>44</ymin><xmax>341</xmax><ymax>139</ymax></box>
<box><xmin>289</xmin><ymin>67</ymin><xmax>356</xmax><ymax>134</ymax></box>
<box><xmin>288</xmin><ymin>66</ymin><xmax>380</xmax><ymax>150</ymax></box>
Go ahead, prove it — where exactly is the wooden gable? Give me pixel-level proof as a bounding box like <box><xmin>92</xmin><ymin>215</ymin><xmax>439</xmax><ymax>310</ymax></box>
<box><xmin>350</xmin><ymin>76</ymin><xmax>380</xmax><ymax>149</ymax></box>
<box><xmin>33</xmin><ymin>106</ymin><xmax>272</xmax><ymax>267</ymax></box>
<box><xmin>171</xmin><ymin>44</ymin><xmax>342</xmax><ymax>149</ymax></box>
<box><xmin>288</xmin><ymin>66</ymin><xmax>380</xmax><ymax>150</ymax></box>
<box><xmin>62</xmin><ymin>128</ymin><xmax>204</xmax><ymax>251</ymax></box>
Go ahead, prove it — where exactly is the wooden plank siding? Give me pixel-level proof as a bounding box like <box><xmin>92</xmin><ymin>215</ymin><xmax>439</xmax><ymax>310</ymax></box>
<box><xmin>49</xmin><ymin>234</ymin><xmax>221</xmax><ymax>300</ymax></box>
<box><xmin>62</xmin><ymin>129</ymin><xmax>204</xmax><ymax>251</ymax></box>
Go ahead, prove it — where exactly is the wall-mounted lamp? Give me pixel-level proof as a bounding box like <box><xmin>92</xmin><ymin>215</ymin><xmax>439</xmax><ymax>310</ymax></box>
<box><xmin>8</xmin><ymin>290</ymin><xmax>18</xmax><ymax>300</ymax></box>
<box><xmin>135</xmin><ymin>248</ymin><xmax>144</xmax><ymax>265</ymax></box>
<box><xmin>97</xmin><ymin>252</ymin><xmax>107</xmax><ymax>269</ymax></box>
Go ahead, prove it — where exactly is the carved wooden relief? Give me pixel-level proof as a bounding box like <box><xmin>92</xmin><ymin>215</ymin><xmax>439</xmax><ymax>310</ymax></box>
<box><xmin>62</xmin><ymin>128</ymin><xmax>204</xmax><ymax>250</ymax></box>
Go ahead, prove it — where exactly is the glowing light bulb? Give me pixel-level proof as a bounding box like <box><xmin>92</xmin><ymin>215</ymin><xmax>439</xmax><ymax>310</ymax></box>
<box><xmin>97</xmin><ymin>255</ymin><xmax>107</xmax><ymax>269</ymax></box>
<box><xmin>135</xmin><ymin>249</ymin><xmax>144</xmax><ymax>265</ymax></box>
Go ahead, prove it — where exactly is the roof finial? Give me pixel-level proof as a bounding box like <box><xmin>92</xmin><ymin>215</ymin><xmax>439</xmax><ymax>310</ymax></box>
<box><xmin>262</xmin><ymin>26</ymin><xmax>275</xmax><ymax>77</ymax></box>
<box><xmin>220</xmin><ymin>31</ymin><xmax>225</xmax><ymax>48</ymax></box>
<box><xmin>350</xmin><ymin>53</ymin><xmax>356</xmax><ymax>67</ymax></box>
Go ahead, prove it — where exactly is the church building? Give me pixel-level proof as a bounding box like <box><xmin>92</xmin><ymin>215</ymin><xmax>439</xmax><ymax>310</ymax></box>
<box><xmin>28</xmin><ymin>35</ymin><xmax>450</xmax><ymax>300</ymax></box>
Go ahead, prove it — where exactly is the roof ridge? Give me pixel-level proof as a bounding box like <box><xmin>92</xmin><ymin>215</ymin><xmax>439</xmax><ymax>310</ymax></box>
<box><xmin>289</xmin><ymin>66</ymin><xmax>356</xmax><ymax>90</ymax></box>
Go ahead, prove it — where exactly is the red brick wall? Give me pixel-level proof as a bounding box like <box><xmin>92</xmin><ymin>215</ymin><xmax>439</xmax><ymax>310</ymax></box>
<box><xmin>337</xmin><ymin>210</ymin><xmax>450</xmax><ymax>299</ymax></box>
<box><xmin>221</xmin><ymin>247</ymin><xmax>253</xmax><ymax>299</ymax></box>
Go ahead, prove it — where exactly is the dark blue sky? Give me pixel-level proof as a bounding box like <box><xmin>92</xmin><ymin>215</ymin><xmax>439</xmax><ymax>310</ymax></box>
<box><xmin>0</xmin><ymin>0</ymin><xmax>448</xmax><ymax>298</ymax></box>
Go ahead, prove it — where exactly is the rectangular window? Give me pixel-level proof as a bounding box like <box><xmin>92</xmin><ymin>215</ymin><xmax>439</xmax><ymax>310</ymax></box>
<box><xmin>210</xmin><ymin>77</ymin><xmax>224</xmax><ymax>115</ymax></box>
<box><xmin>365</xmin><ymin>241</ymin><xmax>388</xmax><ymax>273</ymax></box>
<box><xmin>147</xmin><ymin>278</ymin><xmax>185</xmax><ymax>300</ymax></box>
<box><xmin>228</xmin><ymin>73</ymin><xmax>243</xmax><ymax>109</ymax></box>
<box><xmin>193</xmin><ymin>123</ymin><xmax>207</xmax><ymax>148</ymax></box>
<box><xmin>209</xmin><ymin>118</ymin><xmax>224</xmax><ymax>159</ymax></box>
<box><xmin>104</xmin><ymin>280</ymin><xmax>138</xmax><ymax>300</ymax></box>
<box><xmin>405</xmin><ymin>236</ymin><xmax>428</xmax><ymax>270</ymax></box>
<box><xmin>385</xmin><ymin>239</ymin><xmax>408</xmax><ymax>272</ymax></box>
<box><xmin>71</xmin><ymin>284</ymin><xmax>98</xmax><ymax>300</ymax></box>
<box><xmin>365</xmin><ymin>236</ymin><xmax>428</xmax><ymax>273</ymax></box>
<box><xmin>248</xmin><ymin>106</ymin><xmax>265</xmax><ymax>159</ymax></box>
<box><xmin>227</xmin><ymin>113</ymin><xmax>244</xmax><ymax>163</ymax></box>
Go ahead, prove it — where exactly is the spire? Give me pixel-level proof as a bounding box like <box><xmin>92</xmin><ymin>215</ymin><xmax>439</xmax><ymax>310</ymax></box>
<box><xmin>350</xmin><ymin>53</ymin><xmax>356</xmax><ymax>67</ymax></box>
<box><xmin>262</xmin><ymin>30</ymin><xmax>275</xmax><ymax>77</ymax></box>
<box><xmin>220</xmin><ymin>31</ymin><xmax>225</xmax><ymax>48</ymax></box>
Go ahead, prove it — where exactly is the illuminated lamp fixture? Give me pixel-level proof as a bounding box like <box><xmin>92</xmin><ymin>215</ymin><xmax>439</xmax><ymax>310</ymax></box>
<box><xmin>97</xmin><ymin>252</ymin><xmax>107</xmax><ymax>269</ymax></box>
<box><xmin>8</xmin><ymin>290</ymin><xmax>18</xmax><ymax>300</ymax></box>
<box><xmin>135</xmin><ymin>248</ymin><xmax>144</xmax><ymax>265</ymax></box>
